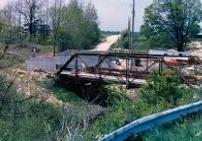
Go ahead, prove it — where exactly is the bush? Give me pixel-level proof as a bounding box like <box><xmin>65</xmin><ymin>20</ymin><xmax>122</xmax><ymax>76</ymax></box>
<box><xmin>104</xmin><ymin>85</ymin><xmax>128</xmax><ymax>106</ymax></box>
<box><xmin>0</xmin><ymin>54</ymin><xmax>23</xmax><ymax>69</ymax></box>
<box><xmin>139</xmin><ymin>70</ymin><xmax>194</xmax><ymax>107</ymax></box>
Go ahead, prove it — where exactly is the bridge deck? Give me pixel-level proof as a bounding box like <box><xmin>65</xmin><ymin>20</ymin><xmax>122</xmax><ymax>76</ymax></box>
<box><xmin>60</xmin><ymin>71</ymin><xmax>147</xmax><ymax>86</ymax></box>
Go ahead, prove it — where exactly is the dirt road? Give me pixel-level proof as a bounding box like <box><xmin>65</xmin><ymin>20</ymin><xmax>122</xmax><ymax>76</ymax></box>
<box><xmin>92</xmin><ymin>35</ymin><xmax>120</xmax><ymax>51</ymax></box>
<box><xmin>26</xmin><ymin>35</ymin><xmax>121</xmax><ymax>72</ymax></box>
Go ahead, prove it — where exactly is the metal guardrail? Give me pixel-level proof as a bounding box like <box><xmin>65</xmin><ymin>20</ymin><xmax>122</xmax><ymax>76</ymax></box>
<box><xmin>98</xmin><ymin>101</ymin><xmax>202</xmax><ymax>141</ymax></box>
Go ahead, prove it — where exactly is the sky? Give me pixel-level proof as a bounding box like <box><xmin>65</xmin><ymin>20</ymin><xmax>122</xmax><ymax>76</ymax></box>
<box><xmin>83</xmin><ymin>0</ymin><xmax>153</xmax><ymax>31</ymax></box>
<box><xmin>0</xmin><ymin>0</ymin><xmax>153</xmax><ymax>31</ymax></box>
<box><xmin>0</xmin><ymin>0</ymin><xmax>201</xmax><ymax>31</ymax></box>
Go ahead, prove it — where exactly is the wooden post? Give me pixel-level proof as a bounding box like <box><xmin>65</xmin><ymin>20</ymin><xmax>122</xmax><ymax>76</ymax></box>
<box><xmin>98</xmin><ymin>55</ymin><xmax>102</xmax><ymax>79</ymax></box>
<box><xmin>159</xmin><ymin>59</ymin><xmax>163</xmax><ymax>74</ymax></box>
<box><xmin>159</xmin><ymin>59</ymin><xmax>161</xmax><ymax>74</ymax></box>
<box><xmin>126</xmin><ymin>56</ymin><xmax>130</xmax><ymax>87</ymax></box>
<box><xmin>75</xmin><ymin>54</ymin><xmax>79</xmax><ymax>77</ymax></box>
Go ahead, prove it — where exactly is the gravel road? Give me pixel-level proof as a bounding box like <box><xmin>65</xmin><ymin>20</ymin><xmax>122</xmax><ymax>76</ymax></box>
<box><xmin>26</xmin><ymin>35</ymin><xmax>120</xmax><ymax>73</ymax></box>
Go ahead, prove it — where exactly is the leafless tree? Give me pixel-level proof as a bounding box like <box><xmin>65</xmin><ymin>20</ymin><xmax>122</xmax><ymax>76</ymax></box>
<box><xmin>16</xmin><ymin>0</ymin><xmax>44</xmax><ymax>39</ymax></box>
<box><xmin>49</xmin><ymin>0</ymin><xmax>64</xmax><ymax>30</ymax></box>
<box><xmin>49</xmin><ymin>0</ymin><xmax>64</xmax><ymax>56</ymax></box>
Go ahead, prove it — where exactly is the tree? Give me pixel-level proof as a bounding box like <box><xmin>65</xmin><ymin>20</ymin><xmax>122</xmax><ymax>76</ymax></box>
<box><xmin>49</xmin><ymin>0</ymin><xmax>100</xmax><ymax>51</ymax></box>
<box><xmin>17</xmin><ymin>0</ymin><xmax>43</xmax><ymax>39</ymax></box>
<box><xmin>63</xmin><ymin>0</ymin><xmax>100</xmax><ymax>49</ymax></box>
<box><xmin>62</xmin><ymin>0</ymin><xmax>87</xmax><ymax>49</ymax></box>
<box><xmin>83</xmin><ymin>2</ymin><xmax>100</xmax><ymax>47</ymax></box>
<box><xmin>141</xmin><ymin>0</ymin><xmax>202</xmax><ymax>51</ymax></box>
<box><xmin>0</xmin><ymin>3</ymin><xmax>16</xmax><ymax>57</ymax></box>
<box><xmin>49</xmin><ymin>0</ymin><xmax>64</xmax><ymax>55</ymax></box>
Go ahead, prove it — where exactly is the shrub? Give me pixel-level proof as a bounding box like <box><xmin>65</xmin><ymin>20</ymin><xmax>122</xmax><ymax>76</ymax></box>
<box><xmin>104</xmin><ymin>85</ymin><xmax>128</xmax><ymax>106</ymax></box>
<box><xmin>139</xmin><ymin>70</ymin><xmax>194</xmax><ymax>107</ymax></box>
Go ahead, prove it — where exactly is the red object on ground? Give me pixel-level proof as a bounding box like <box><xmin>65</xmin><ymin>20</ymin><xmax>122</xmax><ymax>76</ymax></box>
<box><xmin>165</xmin><ymin>59</ymin><xmax>177</xmax><ymax>65</ymax></box>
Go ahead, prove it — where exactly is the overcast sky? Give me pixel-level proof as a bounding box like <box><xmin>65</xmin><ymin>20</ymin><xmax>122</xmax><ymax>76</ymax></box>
<box><xmin>84</xmin><ymin>0</ymin><xmax>153</xmax><ymax>31</ymax></box>
<box><xmin>0</xmin><ymin>0</ymin><xmax>201</xmax><ymax>31</ymax></box>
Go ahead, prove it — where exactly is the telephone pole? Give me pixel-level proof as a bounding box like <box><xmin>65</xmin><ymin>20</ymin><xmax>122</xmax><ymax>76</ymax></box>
<box><xmin>131</xmin><ymin>0</ymin><xmax>135</xmax><ymax>52</ymax></box>
<box><xmin>127</xmin><ymin>18</ymin><xmax>131</xmax><ymax>85</ymax></box>
<box><xmin>130</xmin><ymin>0</ymin><xmax>135</xmax><ymax>69</ymax></box>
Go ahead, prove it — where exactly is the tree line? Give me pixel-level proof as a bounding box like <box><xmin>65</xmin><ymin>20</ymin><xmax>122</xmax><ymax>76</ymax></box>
<box><xmin>141</xmin><ymin>0</ymin><xmax>202</xmax><ymax>51</ymax></box>
<box><xmin>0</xmin><ymin>0</ymin><xmax>100</xmax><ymax>52</ymax></box>
<box><xmin>112</xmin><ymin>0</ymin><xmax>202</xmax><ymax>52</ymax></box>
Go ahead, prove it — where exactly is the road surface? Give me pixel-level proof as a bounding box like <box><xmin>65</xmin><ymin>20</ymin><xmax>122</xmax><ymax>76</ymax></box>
<box><xmin>92</xmin><ymin>35</ymin><xmax>120</xmax><ymax>51</ymax></box>
<box><xmin>26</xmin><ymin>35</ymin><xmax>121</xmax><ymax>73</ymax></box>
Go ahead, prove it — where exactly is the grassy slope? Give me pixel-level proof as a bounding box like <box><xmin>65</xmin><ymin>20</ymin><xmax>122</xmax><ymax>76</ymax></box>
<box><xmin>84</xmin><ymin>71</ymin><xmax>195</xmax><ymax>141</ymax></box>
<box><xmin>38</xmin><ymin>78</ymin><xmax>83</xmax><ymax>105</ymax></box>
<box><xmin>0</xmin><ymin>53</ymin><xmax>83</xmax><ymax>140</ymax></box>
<box><xmin>144</xmin><ymin>114</ymin><xmax>202</xmax><ymax>141</ymax></box>
<box><xmin>51</xmin><ymin>87</ymin><xmax>83</xmax><ymax>105</ymax></box>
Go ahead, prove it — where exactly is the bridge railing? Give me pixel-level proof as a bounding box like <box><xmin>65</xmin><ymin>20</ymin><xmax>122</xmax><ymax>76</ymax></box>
<box><xmin>98</xmin><ymin>101</ymin><xmax>202</xmax><ymax>141</ymax></box>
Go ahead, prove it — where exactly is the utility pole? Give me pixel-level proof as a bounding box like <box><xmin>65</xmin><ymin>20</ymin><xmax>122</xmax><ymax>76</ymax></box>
<box><xmin>130</xmin><ymin>0</ymin><xmax>135</xmax><ymax>69</ymax></box>
<box><xmin>127</xmin><ymin>18</ymin><xmax>131</xmax><ymax>85</ymax></box>
<box><xmin>128</xmin><ymin>18</ymin><xmax>131</xmax><ymax>51</ymax></box>
<box><xmin>131</xmin><ymin>0</ymin><xmax>135</xmax><ymax>52</ymax></box>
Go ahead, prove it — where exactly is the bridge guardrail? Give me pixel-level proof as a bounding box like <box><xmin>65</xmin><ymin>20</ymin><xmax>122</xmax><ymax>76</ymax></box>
<box><xmin>98</xmin><ymin>101</ymin><xmax>202</xmax><ymax>141</ymax></box>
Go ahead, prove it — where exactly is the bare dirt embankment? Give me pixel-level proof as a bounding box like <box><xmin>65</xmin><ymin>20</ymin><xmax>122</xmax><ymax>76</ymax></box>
<box><xmin>92</xmin><ymin>35</ymin><xmax>121</xmax><ymax>51</ymax></box>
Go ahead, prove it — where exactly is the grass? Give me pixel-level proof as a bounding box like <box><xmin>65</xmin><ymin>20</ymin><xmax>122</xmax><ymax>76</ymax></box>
<box><xmin>143</xmin><ymin>114</ymin><xmax>202</xmax><ymax>141</ymax></box>
<box><xmin>0</xmin><ymin>54</ymin><xmax>23</xmax><ymax>69</ymax></box>
<box><xmin>51</xmin><ymin>87</ymin><xmax>83</xmax><ymax>105</ymax></box>
<box><xmin>9</xmin><ymin>43</ymin><xmax>54</xmax><ymax>57</ymax></box>
<box><xmin>0</xmin><ymin>75</ymin><xmax>63</xmax><ymax>141</ymax></box>
<box><xmin>143</xmin><ymin>87</ymin><xmax>202</xmax><ymax>141</ymax></box>
<box><xmin>37</xmin><ymin>78</ymin><xmax>84</xmax><ymax>105</ymax></box>
<box><xmin>83</xmin><ymin>71</ymin><xmax>195</xmax><ymax>141</ymax></box>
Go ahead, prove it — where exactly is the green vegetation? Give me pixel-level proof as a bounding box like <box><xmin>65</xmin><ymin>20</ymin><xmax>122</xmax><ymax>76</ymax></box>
<box><xmin>84</xmin><ymin>70</ymin><xmax>194</xmax><ymax>141</ymax></box>
<box><xmin>101</xmin><ymin>31</ymin><xmax>120</xmax><ymax>37</ymax></box>
<box><xmin>40</xmin><ymin>79</ymin><xmax>83</xmax><ymax>105</ymax></box>
<box><xmin>0</xmin><ymin>72</ymin><xmax>106</xmax><ymax>141</ymax></box>
<box><xmin>51</xmin><ymin>87</ymin><xmax>83</xmax><ymax>105</ymax></box>
<box><xmin>0</xmin><ymin>75</ymin><xmax>62</xmax><ymax>141</ymax></box>
<box><xmin>0</xmin><ymin>0</ymin><xmax>100</xmax><ymax>55</ymax></box>
<box><xmin>113</xmin><ymin>0</ymin><xmax>202</xmax><ymax>51</ymax></box>
<box><xmin>0</xmin><ymin>52</ymin><xmax>197</xmax><ymax>141</ymax></box>
<box><xmin>141</xmin><ymin>0</ymin><xmax>202</xmax><ymax>51</ymax></box>
<box><xmin>49</xmin><ymin>0</ymin><xmax>100</xmax><ymax>51</ymax></box>
<box><xmin>112</xmin><ymin>31</ymin><xmax>149</xmax><ymax>51</ymax></box>
<box><xmin>0</xmin><ymin>54</ymin><xmax>23</xmax><ymax>69</ymax></box>
<box><xmin>0</xmin><ymin>0</ymin><xmax>201</xmax><ymax>140</ymax></box>
<box><xmin>139</xmin><ymin>70</ymin><xmax>194</xmax><ymax>107</ymax></box>
<box><xmin>142</xmin><ymin>114</ymin><xmax>202</xmax><ymax>141</ymax></box>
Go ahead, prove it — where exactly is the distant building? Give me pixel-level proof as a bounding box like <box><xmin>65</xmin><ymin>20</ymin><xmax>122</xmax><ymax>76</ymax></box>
<box><xmin>23</xmin><ymin>24</ymin><xmax>51</xmax><ymax>36</ymax></box>
<box><xmin>37</xmin><ymin>24</ymin><xmax>51</xmax><ymax>36</ymax></box>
